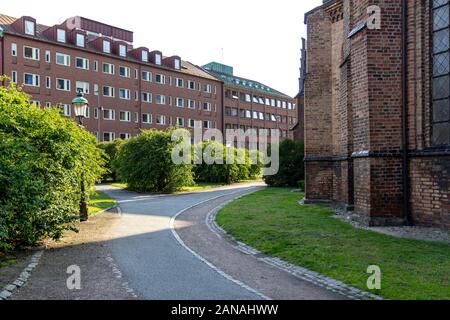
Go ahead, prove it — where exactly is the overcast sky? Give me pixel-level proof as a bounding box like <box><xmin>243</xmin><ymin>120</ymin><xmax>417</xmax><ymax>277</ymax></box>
<box><xmin>1</xmin><ymin>0</ymin><xmax>322</xmax><ymax>97</ymax></box>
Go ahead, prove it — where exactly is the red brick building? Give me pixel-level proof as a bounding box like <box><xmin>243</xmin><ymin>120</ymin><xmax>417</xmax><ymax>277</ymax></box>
<box><xmin>0</xmin><ymin>14</ymin><xmax>222</xmax><ymax>141</ymax></box>
<box><xmin>304</xmin><ymin>0</ymin><xmax>450</xmax><ymax>229</ymax></box>
<box><xmin>292</xmin><ymin>38</ymin><xmax>306</xmax><ymax>141</ymax></box>
<box><xmin>203</xmin><ymin>62</ymin><xmax>297</xmax><ymax>143</ymax></box>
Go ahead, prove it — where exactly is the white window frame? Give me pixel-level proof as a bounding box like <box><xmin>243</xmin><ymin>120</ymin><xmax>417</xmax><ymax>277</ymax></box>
<box><xmin>156</xmin><ymin>94</ymin><xmax>166</xmax><ymax>105</ymax></box>
<box><xmin>188</xmin><ymin>80</ymin><xmax>195</xmax><ymax>90</ymax></box>
<box><xmin>174</xmin><ymin>59</ymin><xmax>181</xmax><ymax>70</ymax></box>
<box><xmin>188</xmin><ymin>100</ymin><xmax>196</xmax><ymax>109</ymax></box>
<box><xmin>155</xmin><ymin>53</ymin><xmax>162</xmax><ymax>65</ymax></box>
<box><xmin>46</xmin><ymin>76</ymin><xmax>51</xmax><ymax>89</ymax></box>
<box><xmin>56</xmin><ymin>52</ymin><xmax>70</xmax><ymax>66</ymax></box>
<box><xmin>141</xmin><ymin>92</ymin><xmax>152</xmax><ymax>103</ymax></box>
<box><xmin>176</xmin><ymin>117</ymin><xmax>185</xmax><ymax>127</ymax></box>
<box><xmin>119</xmin><ymin>66</ymin><xmax>131</xmax><ymax>78</ymax></box>
<box><xmin>119</xmin><ymin>133</ymin><xmax>131</xmax><ymax>140</ymax></box>
<box><xmin>62</xmin><ymin>104</ymin><xmax>71</xmax><ymax>117</ymax></box>
<box><xmin>24</xmin><ymin>20</ymin><xmax>35</xmax><ymax>36</ymax></box>
<box><xmin>176</xmin><ymin>97</ymin><xmax>184</xmax><ymax>108</ymax></box>
<box><xmin>142</xmin><ymin>50</ymin><xmax>149</xmax><ymax>62</ymax></box>
<box><xmin>76</xmin><ymin>81</ymin><xmax>90</xmax><ymax>94</ymax></box>
<box><xmin>119</xmin><ymin>44</ymin><xmax>127</xmax><ymax>57</ymax></box>
<box><xmin>203</xmin><ymin>84</ymin><xmax>212</xmax><ymax>93</ymax></box>
<box><xmin>23</xmin><ymin>73</ymin><xmax>40</xmax><ymax>87</ymax></box>
<box><xmin>156</xmin><ymin>115</ymin><xmax>166</xmax><ymax>125</ymax></box>
<box><xmin>56</xmin><ymin>28</ymin><xmax>66</xmax><ymax>43</ymax></box>
<box><xmin>142</xmin><ymin>113</ymin><xmax>152</xmax><ymax>124</ymax></box>
<box><xmin>119</xmin><ymin>111</ymin><xmax>131</xmax><ymax>122</ymax></box>
<box><xmin>11</xmin><ymin>71</ymin><xmax>17</xmax><ymax>83</ymax></box>
<box><xmin>56</xmin><ymin>78</ymin><xmax>71</xmax><ymax>91</ymax></box>
<box><xmin>76</xmin><ymin>34</ymin><xmax>85</xmax><ymax>47</ymax></box>
<box><xmin>176</xmin><ymin>78</ymin><xmax>184</xmax><ymax>88</ymax></box>
<box><xmin>23</xmin><ymin>46</ymin><xmax>39</xmax><ymax>60</ymax></box>
<box><xmin>203</xmin><ymin>102</ymin><xmax>212</xmax><ymax>112</ymax></box>
<box><xmin>103</xmin><ymin>86</ymin><xmax>115</xmax><ymax>98</ymax></box>
<box><xmin>103</xmin><ymin>63</ymin><xmax>115</xmax><ymax>75</ymax></box>
<box><xmin>103</xmin><ymin>40</ymin><xmax>111</xmax><ymax>53</ymax></box>
<box><xmin>76</xmin><ymin>57</ymin><xmax>89</xmax><ymax>70</ymax></box>
<box><xmin>119</xmin><ymin>88</ymin><xmax>131</xmax><ymax>100</ymax></box>
<box><xmin>11</xmin><ymin>43</ymin><xmax>17</xmax><ymax>56</ymax></box>
<box><xmin>155</xmin><ymin>74</ymin><xmax>166</xmax><ymax>84</ymax></box>
<box><xmin>103</xmin><ymin>109</ymin><xmax>115</xmax><ymax>120</ymax></box>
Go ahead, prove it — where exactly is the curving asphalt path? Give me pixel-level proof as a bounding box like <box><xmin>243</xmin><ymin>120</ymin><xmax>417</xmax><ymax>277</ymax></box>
<box><xmin>99</xmin><ymin>183</ymin><xmax>345</xmax><ymax>300</ymax></box>
<box><xmin>99</xmin><ymin>184</ymin><xmax>266</xmax><ymax>300</ymax></box>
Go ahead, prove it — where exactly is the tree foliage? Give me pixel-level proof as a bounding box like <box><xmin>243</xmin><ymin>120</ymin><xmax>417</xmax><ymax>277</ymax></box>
<box><xmin>113</xmin><ymin>129</ymin><xmax>194</xmax><ymax>193</ymax></box>
<box><xmin>97</xmin><ymin>139</ymin><xmax>125</xmax><ymax>182</ymax></box>
<box><xmin>264</xmin><ymin>139</ymin><xmax>304</xmax><ymax>187</ymax></box>
<box><xmin>0</xmin><ymin>81</ymin><xmax>106</xmax><ymax>252</ymax></box>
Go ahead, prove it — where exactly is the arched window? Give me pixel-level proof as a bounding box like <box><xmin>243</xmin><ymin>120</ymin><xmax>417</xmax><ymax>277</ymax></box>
<box><xmin>432</xmin><ymin>0</ymin><xmax>450</xmax><ymax>145</ymax></box>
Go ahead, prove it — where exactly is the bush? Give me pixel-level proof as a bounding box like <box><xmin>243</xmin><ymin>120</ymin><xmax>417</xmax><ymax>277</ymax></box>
<box><xmin>0</xmin><ymin>81</ymin><xmax>106</xmax><ymax>253</ymax></box>
<box><xmin>97</xmin><ymin>139</ymin><xmax>125</xmax><ymax>182</ymax></box>
<box><xmin>113</xmin><ymin>129</ymin><xmax>194</xmax><ymax>193</ymax></box>
<box><xmin>264</xmin><ymin>139</ymin><xmax>304</xmax><ymax>187</ymax></box>
<box><xmin>194</xmin><ymin>141</ymin><xmax>262</xmax><ymax>184</ymax></box>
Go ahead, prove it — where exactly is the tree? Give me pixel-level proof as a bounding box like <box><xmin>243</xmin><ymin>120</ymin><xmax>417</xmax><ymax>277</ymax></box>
<box><xmin>0</xmin><ymin>80</ymin><xmax>106</xmax><ymax>252</ymax></box>
<box><xmin>113</xmin><ymin>129</ymin><xmax>194</xmax><ymax>193</ymax></box>
<box><xmin>97</xmin><ymin>139</ymin><xmax>125</xmax><ymax>182</ymax></box>
<box><xmin>264</xmin><ymin>139</ymin><xmax>304</xmax><ymax>187</ymax></box>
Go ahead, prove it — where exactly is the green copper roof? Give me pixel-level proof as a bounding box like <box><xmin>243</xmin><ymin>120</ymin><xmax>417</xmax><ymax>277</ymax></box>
<box><xmin>202</xmin><ymin>61</ymin><xmax>292</xmax><ymax>99</ymax></box>
<box><xmin>0</xmin><ymin>27</ymin><xmax>4</xmax><ymax>38</ymax></box>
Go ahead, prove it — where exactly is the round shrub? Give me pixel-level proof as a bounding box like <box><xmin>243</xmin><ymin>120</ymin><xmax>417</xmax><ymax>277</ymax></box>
<box><xmin>264</xmin><ymin>139</ymin><xmax>305</xmax><ymax>187</ymax></box>
<box><xmin>113</xmin><ymin>129</ymin><xmax>194</xmax><ymax>193</ymax></box>
<box><xmin>0</xmin><ymin>81</ymin><xmax>106</xmax><ymax>253</ymax></box>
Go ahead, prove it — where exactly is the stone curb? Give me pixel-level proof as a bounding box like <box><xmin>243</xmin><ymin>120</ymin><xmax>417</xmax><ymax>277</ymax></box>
<box><xmin>0</xmin><ymin>250</ymin><xmax>44</xmax><ymax>300</ymax></box>
<box><xmin>207</xmin><ymin>203</ymin><xmax>384</xmax><ymax>301</ymax></box>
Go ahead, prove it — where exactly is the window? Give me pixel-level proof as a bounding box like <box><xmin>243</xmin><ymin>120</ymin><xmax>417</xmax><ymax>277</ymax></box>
<box><xmin>103</xmin><ymin>132</ymin><xmax>115</xmax><ymax>142</ymax></box>
<box><xmin>119</xmin><ymin>111</ymin><xmax>131</xmax><ymax>122</ymax></box>
<box><xmin>155</xmin><ymin>74</ymin><xmax>166</xmax><ymax>84</ymax></box>
<box><xmin>134</xmin><ymin>69</ymin><xmax>138</xmax><ymax>79</ymax></box>
<box><xmin>156</xmin><ymin>95</ymin><xmax>166</xmax><ymax>105</ymax></box>
<box><xmin>119</xmin><ymin>133</ymin><xmax>131</xmax><ymax>140</ymax></box>
<box><xmin>119</xmin><ymin>45</ymin><xmax>127</xmax><ymax>57</ymax></box>
<box><xmin>94</xmin><ymin>60</ymin><xmax>98</xmax><ymax>72</ymax></box>
<box><xmin>46</xmin><ymin>76</ymin><xmax>51</xmax><ymax>89</ymax></box>
<box><xmin>156</xmin><ymin>115</ymin><xmax>166</xmax><ymax>125</ymax></box>
<box><xmin>119</xmin><ymin>88</ymin><xmax>131</xmax><ymax>100</ymax></box>
<box><xmin>188</xmin><ymin>80</ymin><xmax>195</xmax><ymax>90</ymax></box>
<box><xmin>176</xmin><ymin>98</ymin><xmax>184</xmax><ymax>108</ymax></box>
<box><xmin>56</xmin><ymin>52</ymin><xmax>70</xmax><ymax>66</ymax></box>
<box><xmin>76</xmin><ymin>57</ymin><xmax>89</xmax><ymax>70</ymax></box>
<box><xmin>103</xmin><ymin>40</ymin><xmax>111</xmax><ymax>53</ymax></box>
<box><xmin>24</xmin><ymin>73</ymin><xmax>39</xmax><ymax>87</ymax></box>
<box><xmin>76</xmin><ymin>81</ymin><xmax>90</xmax><ymax>94</ymax></box>
<box><xmin>11</xmin><ymin>71</ymin><xmax>17</xmax><ymax>83</ymax></box>
<box><xmin>94</xmin><ymin>84</ymin><xmax>99</xmax><ymax>95</ymax></box>
<box><xmin>246</xmin><ymin>110</ymin><xmax>252</xmax><ymax>118</ymax></box>
<box><xmin>141</xmin><ymin>92</ymin><xmax>152</xmax><ymax>103</ymax></box>
<box><xmin>259</xmin><ymin>112</ymin><xmax>264</xmax><ymax>120</ymax></box>
<box><xmin>142</xmin><ymin>113</ymin><xmax>152</xmax><ymax>124</ymax></box>
<box><xmin>142</xmin><ymin>71</ymin><xmax>152</xmax><ymax>82</ymax></box>
<box><xmin>188</xmin><ymin>100</ymin><xmax>196</xmax><ymax>109</ymax></box>
<box><xmin>432</xmin><ymin>0</ymin><xmax>450</xmax><ymax>145</ymax></box>
<box><xmin>103</xmin><ymin>63</ymin><xmax>115</xmax><ymax>74</ymax></box>
<box><xmin>271</xmin><ymin>99</ymin><xmax>276</xmax><ymax>107</ymax></box>
<box><xmin>253</xmin><ymin>111</ymin><xmax>259</xmax><ymax>119</ymax></box>
<box><xmin>176</xmin><ymin>117</ymin><xmax>184</xmax><ymax>127</ymax></box>
<box><xmin>245</xmin><ymin>94</ymin><xmax>251</xmax><ymax>102</ymax></box>
<box><xmin>188</xmin><ymin>119</ymin><xmax>196</xmax><ymax>128</ymax></box>
<box><xmin>103</xmin><ymin>109</ymin><xmax>115</xmax><ymax>120</ymax></box>
<box><xmin>176</xmin><ymin>78</ymin><xmax>184</xmax><ymax>88</ymax></box>
<box><xmin>45</xmin><ymin>50</ymin><xmax>50</xmax><ymax>62</ymax></box>
<box><xmin>119</xmin><ymin>66</ymin><xmax>131</xmax><ymax>78</ymax></box>
<box><xmin>203</xmin><ymin>84</ymin><xmax>212</xmax><ymax>93</ymax></box>
<box><xmin>31</xmin><ymin>101</ymin><xmax>41</xmax><ymax>107</ymax></box>
<box><xmin>142</xmin><ymin>50</ymin><xmax>148</xmax><ymax>62</ymax></box>
<box><xmin>57</xmin><ymin>28</ymin><xmax>66</xmax><ymax>43</ymax></box>
<box><xmin>24</xmin><ymin>20</ymin><xmax>35</xmax><ymax>35</ymax></box>
<box><xmin>103</xmin><ymin>86</ymin><xmax>115</xmax><ymax>97</ymax></box>
<box><xmin>282</xmin><ymin>101</ymin><xmax>287</xmax><ymax>109</ymax></box>
<box><xmin>11</xmin><ymin>43</ymin><xmax>17</xmax><ymax>56</ymax></box>
<box><xmin>76</xmin><ymin>34</ymin><xmax>85</xmax><ymax>47</ymax></box>
<box><xmin>265</xmin><ymin>98</ymin><xmax>270</xmax><ymax>106</ymax></box>
<box><xmin>155</xmin><ymin>53</ymin><xmax>162</xmax><ymax>65</ymax></box>
<box><xmin>203</xmin><ymin>102</ymin><xmax>212</xmax><ymax>111</ymax></box>
<box><xmin>277</xmin><ymin>100</ymin><xmax>282</xmax><ymax>108</ymax></box>
<box><xmin>203</xmin><ymin>121</ymin><xmax>213</xmax><ymax>129</ymax></box>
<box><xmin>174</xmin><ymin>59</ymin><xmax>181</xmax><ymax>70</ymax></box>
<box><xmin>23</xmin><ymin>46</ymin><xmax>39</xmax><ymax>60</ymax></box>
<box><xmin>62</xmin><ymin>104</ymin><xmax>71</xmax><ymax>117</ymax></box>
<box><xmin>56</xmin><ymin>78</ymin><xmax>70</xmax><ymax>91</ymax></box>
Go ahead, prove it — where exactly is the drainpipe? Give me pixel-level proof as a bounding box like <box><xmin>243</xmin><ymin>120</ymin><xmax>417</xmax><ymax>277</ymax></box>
<box><xmin>0</xmin><ymin>28</ymin><xmax>4</xmax><ymax>85</ymax></box>
<box><xmin>402</xmin><ymin>0</ymin><xmax>412</xmax><ymax>225</ymax></box>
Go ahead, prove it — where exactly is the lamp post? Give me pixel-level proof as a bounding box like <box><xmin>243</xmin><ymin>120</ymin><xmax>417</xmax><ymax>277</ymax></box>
<box><xmin>72</xmin><ymin>90</ymin><xmax>89</xmax><ymax>221</ymax></box>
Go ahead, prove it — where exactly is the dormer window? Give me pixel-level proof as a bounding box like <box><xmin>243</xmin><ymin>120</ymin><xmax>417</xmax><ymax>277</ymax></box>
<box><xmin>103</xmin><ymin>40</ymin><xmax>111</xmax><ymax>53</ymax></box>
<box><xmin>142</xmin><ymin>50</ymin><xmax>148</xmax><ymax>62</ymax></box>
<box><xmin>119</xmin><ymin>45</ymin><xmax>127</xmax><ymax>57</ymax></box>
<box><xmin>57</xmin><ymin>28</ymin><xmax>66</xmax><ymax>43</ymax></box>
<box><xmin>76</xmin><ymin>34</ymin><xmax>85</xmax><ymax>47</ymax></box>
<box><xmin>174</xmin><ymin>59</ymin><xmax>181</xmax><ymax>70</ymax></box>
<box><xmin>155</xmin><ymin>53</ymin><xmax>162</xmax><ymax>65</ymax></box>
<box><xmin>24</xmin><ymin>20</ymin><xmax>35</xmax><ymax>36</ymax></box>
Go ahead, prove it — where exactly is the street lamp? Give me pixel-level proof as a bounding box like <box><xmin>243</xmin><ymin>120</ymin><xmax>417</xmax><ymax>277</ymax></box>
<box><xmin>72</xmin><ymin>90</ymin><xmax>89</xmax><ymax>221</ymax></box>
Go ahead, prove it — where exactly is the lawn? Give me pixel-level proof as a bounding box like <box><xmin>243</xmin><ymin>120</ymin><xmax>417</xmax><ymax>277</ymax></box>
<box><xmin>216</xmin><ymin>188</ymin><xmax>450</xmax><ymax>300</ymax></box>
<box><xmin>89</xmin><ymin>190</ymin><xmax>117</xmax><ymax>215</ymax></box>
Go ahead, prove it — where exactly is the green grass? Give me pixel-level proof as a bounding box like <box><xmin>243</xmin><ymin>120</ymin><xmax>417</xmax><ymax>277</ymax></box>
<box><xmin>216</xmin><ymin>188</ymin><xmax>450</xmax><ymax>300</ymax></box>
<box><xmin>89</xmin><ymin>190</ymin><xmax>117</xmax><ymax>215</ymax></box>
<box><xmin>0</xmin><ymin>258</ymin><xmax>17</xmax><ymax>269</ymax></box>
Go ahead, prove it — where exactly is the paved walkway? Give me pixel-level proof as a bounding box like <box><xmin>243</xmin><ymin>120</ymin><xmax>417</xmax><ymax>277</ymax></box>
<box><xmin>8</xmin><ymin>183</ymin><xmax>346</xmax><ymax>300</ymax></box>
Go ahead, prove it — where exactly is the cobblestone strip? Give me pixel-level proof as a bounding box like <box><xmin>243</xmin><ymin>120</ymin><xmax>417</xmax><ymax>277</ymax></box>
<box><xmin>207</xmin><ymin>206</ymin><xmax>384</xmax><ymax>301</ymax></box>
<box><xmin>0</xmin><ymin>250</ymin><xmax>44</xmax><ymax>300</ymax></box>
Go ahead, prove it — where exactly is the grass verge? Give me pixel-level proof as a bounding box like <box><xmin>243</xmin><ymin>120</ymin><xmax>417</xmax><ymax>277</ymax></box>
<box><xmin>216</xmin><ymin>188</ymin><xmax>450</xmax><ymax>300</ymax></box>
<box><xmin>89</xmin><ymin>190</ymin><xmax>117</xmax><ymax>215</ymax></box>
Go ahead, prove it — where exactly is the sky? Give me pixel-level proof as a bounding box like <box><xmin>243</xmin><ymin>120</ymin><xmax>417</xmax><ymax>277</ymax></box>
<box><xmin>1</xmin><ymin>0</ymin><xmax>322</xmax><ymax>97</ymax></box>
